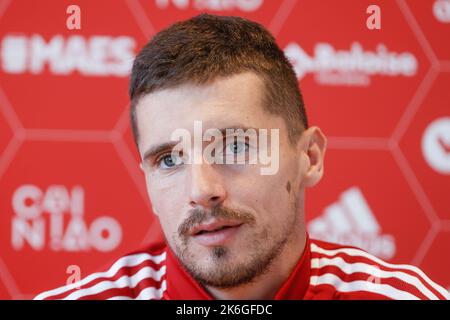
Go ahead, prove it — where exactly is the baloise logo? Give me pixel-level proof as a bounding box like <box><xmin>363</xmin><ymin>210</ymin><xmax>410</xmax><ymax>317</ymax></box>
<box><xmin>284</xmin><ymin>42</ymin><xmax>417</xmax><ymax>87</ymax></box>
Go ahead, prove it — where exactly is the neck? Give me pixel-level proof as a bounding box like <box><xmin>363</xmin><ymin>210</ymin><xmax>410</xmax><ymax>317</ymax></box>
<box><xmin>205</xmin><ymin>230</ymin><xmax>307</xmax><ymax>300</ymax></box>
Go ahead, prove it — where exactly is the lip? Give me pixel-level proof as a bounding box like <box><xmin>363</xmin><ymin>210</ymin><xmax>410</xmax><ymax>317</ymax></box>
<box><xmin>189</xmin><ymin>219</ymin><xmax>243</xmax><ymax>236</ymax></box>
<box><xmin>190</xmin><ymin>220</ymin><xmax>244</xmax><ymax>246</ymax></box>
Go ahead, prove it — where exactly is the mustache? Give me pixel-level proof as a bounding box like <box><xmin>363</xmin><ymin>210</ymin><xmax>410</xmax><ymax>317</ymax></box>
<box><xmin>178</xmin><ymin>206</ymin><xmax>256</xmax><ymax>238</ymax></box>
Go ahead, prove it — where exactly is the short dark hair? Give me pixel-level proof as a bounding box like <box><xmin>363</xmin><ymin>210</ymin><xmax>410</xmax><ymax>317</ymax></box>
<box><xmin>129</xmin><ymin>13</ymin><xmax>308</xmax><ymax>147</ymax></box>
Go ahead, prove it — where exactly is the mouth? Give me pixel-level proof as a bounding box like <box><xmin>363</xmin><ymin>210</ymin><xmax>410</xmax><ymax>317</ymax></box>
<box><xmin>190</xmin><ymin>221</ymin><xmax>244</xmax><ymax>246</ymax></box>
<box><xmin>190</xmin><ymin>220</ymin><xmax>243</xmax><ymax>236</ymax></box>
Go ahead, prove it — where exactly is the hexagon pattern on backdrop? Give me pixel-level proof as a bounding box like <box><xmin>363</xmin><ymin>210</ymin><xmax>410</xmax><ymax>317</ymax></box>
<box><xmin>0</xmin><ymin>0</ymin><xmax>449</xmax><ymax>298</ymax></box>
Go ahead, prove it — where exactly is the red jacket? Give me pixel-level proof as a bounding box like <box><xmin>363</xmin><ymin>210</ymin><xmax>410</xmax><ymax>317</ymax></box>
<box><xmin>34</xmin><ymin>234</ymin><xmax>449</xmax><ymax>300</ymax></box>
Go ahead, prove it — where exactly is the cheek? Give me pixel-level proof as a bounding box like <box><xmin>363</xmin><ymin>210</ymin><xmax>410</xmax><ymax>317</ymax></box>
<box><xmin>146</xmin><ymin>184</ymin><xmax>181</xmax><ymax>232</ymax></box>
<box><xmin>153</xmin><ymin>206</ymin><xmax>182</xmax><ymax>245</ymax></box>
<box><xmin>147</xmin><ymin>174</ymin><xmax>183</xmax><ymax>207</ymax></box>
<box><xmin>158</xmin><ymin>215</ymin><xmax>176</xmax><ymax>238</ymax></box>
<box><xmin>252</xmin><ymin>180</ymin><xmax>296</xmax><ymax>223</ymax></box>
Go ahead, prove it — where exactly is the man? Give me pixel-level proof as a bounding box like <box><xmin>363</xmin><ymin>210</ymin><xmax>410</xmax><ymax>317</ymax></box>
<box><xmin>35</xmin><ymin>14</ymin><xmax>448</xmax><ymax>300</ymax></box>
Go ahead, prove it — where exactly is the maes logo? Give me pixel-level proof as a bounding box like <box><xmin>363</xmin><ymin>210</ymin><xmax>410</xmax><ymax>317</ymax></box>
<box><xmin>11</xmin><ymin>184</ymin><xmax>122</xmax><ymax>252</ymax></box>
<box><xmin>308</xmin><ymin>187</ymin><xmax>396</xmax><ymax>260</ymax></box>
<box><xmin>1</xmin><ymin>35</ymin><xmax>135</xmax><ymax>76</ymax></box>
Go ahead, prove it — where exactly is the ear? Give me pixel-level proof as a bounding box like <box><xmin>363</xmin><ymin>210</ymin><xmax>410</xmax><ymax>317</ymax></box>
<box><xmin>139</xmin><ymin>162</ymin><xmax>144</xmax><ymax>172</ymax></box>
<box><xmin>298</xmin><ymin>126</ymin><xmax>327</xmax><ymax>188</ymax></box>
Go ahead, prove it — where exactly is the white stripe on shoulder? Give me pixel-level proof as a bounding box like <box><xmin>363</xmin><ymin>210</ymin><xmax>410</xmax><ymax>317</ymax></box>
<box><xmin>107</xmin><ymin>280</ymin><xmax>167</xmax><ymax>300</ymax></box>
<box><xmin>34</xmin><ymin>251</ymin><xmax>166</xmax><ymax>300</ymax></box>
<box><xmin>311</xmin><ymin>243</ymin><xmax>450</xmax><ymax>299</ymax></box>
<box><xmin>62</xmin><ymin>265</ymin><xmax>166</xmax><ymax>300</ymax></box>
<box><xmin>311</xmin><ymin>256</ymin><xmax>439</xmax><ymax>300</ymax></box>
<box><xmin>310</xmin><ymin>273</ymin><xmax>420</xmax><ymax>300</ymax></box>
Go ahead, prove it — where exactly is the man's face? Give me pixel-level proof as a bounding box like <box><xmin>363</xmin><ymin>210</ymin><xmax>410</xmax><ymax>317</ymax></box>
<box><xmin>136</xmin><ymin>72</ymin><xmax>316</xmax><ymax>288</ymax></box>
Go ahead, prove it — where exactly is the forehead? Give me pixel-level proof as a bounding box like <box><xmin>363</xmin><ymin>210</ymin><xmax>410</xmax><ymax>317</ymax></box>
<box><xmin>135</xmin><ymin>72</ymin><xmax>283</xmax><ymax>155</ymax></box>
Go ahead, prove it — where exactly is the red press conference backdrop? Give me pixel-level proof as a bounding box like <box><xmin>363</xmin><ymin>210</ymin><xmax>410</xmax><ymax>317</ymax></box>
<box><xmin>0</xmin><ymin>0</ymin><xmax>449</xmax><ymax>299</ymax></box>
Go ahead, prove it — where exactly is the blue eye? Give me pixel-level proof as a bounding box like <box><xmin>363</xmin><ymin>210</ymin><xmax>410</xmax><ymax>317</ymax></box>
<box><xmin>227</xmin><ymin>140</ymin><xmax>249</xmax><ymax>154</ymax></box>
<box><xmin>158</xmin><ymin>154</ymin><xmax>183</xmax><ymax>169</ymax></box>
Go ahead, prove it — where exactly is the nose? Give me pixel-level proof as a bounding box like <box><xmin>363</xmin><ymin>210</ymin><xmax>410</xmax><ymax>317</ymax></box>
<box><xmin>188</xmin><ymin>163</ymin><xmax>227</xmax><ymax>208</ymax></box>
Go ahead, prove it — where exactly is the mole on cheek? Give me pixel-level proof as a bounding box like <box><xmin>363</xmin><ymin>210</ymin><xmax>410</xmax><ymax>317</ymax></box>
<box><xmin>286</xmin><ymin>181</ymin><xmax>291</xmax><ymax>193</ymax></box>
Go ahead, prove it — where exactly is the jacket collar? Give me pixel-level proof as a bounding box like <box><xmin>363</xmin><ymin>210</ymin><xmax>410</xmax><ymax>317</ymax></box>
<box><xmin>162</xmin><ymin>234</ymin><xmax>311</xmax><ymax>300</ymax></box>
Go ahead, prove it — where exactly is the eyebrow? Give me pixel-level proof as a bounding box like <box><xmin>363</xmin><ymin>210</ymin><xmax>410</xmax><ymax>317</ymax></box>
<box><xmin>141</xmin><ymin>126</ymin><xmax>262</xmax><ymax>161</ymax></box>
<box><xmin>142</xmin><ymin>142</ymin><xmax>179</xmax><ymax>162</ymax></box>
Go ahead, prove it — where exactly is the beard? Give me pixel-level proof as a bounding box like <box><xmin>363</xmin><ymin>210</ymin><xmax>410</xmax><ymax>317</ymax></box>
<box><xmin>169</xmin><ymin>205</ymin><xmax>297</xmax><ymax>289</ymax></box>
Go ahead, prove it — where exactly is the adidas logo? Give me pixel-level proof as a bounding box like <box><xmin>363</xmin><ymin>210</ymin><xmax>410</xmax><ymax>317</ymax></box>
<box><xmin>308</xmin><ymin>187</ymin><xmax>396</xmax><ymax>260</ymax></box>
